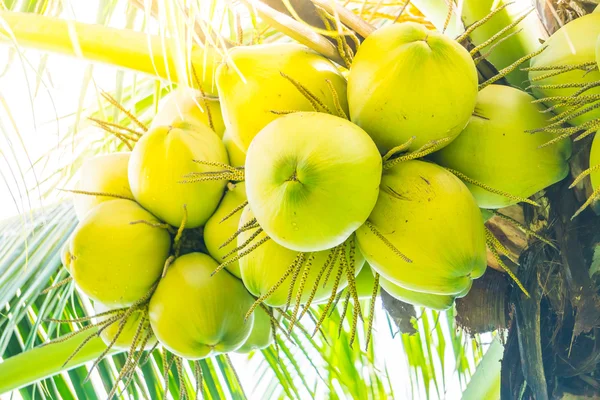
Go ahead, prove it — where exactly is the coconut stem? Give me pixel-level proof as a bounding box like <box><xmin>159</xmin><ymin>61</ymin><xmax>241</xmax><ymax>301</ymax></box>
<box><xmin>325</xmin><ymin>79</ymin><xmax>348</xmax><ymax>119</ymax></box>
<box><xmin>365</xmin><ymin>272</ymin><xmax>380</xmax><ymax>351</ymax></box>
<box><xmin>298</xmin><ymin>246</ymin><xmax>339</xmax><ymax>322</ymax></box>
<box><xmin>219</xmin><ymin>217</ymin><xmax>258</xmax><ymax>249</ymax></box>
<box><xmin>212</xmin><ymin>235</ymin><xmax>271</xmax><ymax>276</ymax></box>
<box><xmin>245</xmin><ymin>254</ymin><xmax>299</xmax><ymax>320</ymax></box>
<box><xmin>280</xmin><ymin>71</ymin><xmax>333</xmax><ymax>114</ymax></box>
<box><xmin>526</xmin><ymin>61</ymin><xmax>597</xmax><ymax>82</ymax></box>
<box><xmin>322</xmin><ymin>244</ymin><xmax>343</xmax><ymax>288</ymax></box>
<box><xmin>572</xmin><ymin>184</ymin><xmax>600</xmax><ymax>220</ymax></box>
<box><xmin>571</xmin><ymin>163</ymin><xmax>600</xmax><ymax>189</ymax></box>
<box><xmin>220</xmin><ymin>200</ymin><xmax>249</xmax><ymax>223</ymax></box>
<box><xmin>191</xmin><ymin>65</ymin><xmax>215</xmax><ymax>132</ymax></box>
<box><xmin>456</xmin><ymin>2</ymin><xmax>514</xmax><ymax>42</ymax></box>
<box><xmin>284</xmin><ymin>253</ymin><xmax>307</xmax><ymax>312</ymax></box>
<box><xmin>485</xmin><ymin>226</ymin><xmax>520</xmax><ymax>265</ymax></box>
<box><xmin>473</xmin><ymin>29</ymin><xmax>523</xmax><ymax>65</ymax></box>
<box><xmin>100</xmin><ymin>91</ymin><xmax>148</xmax><ymax>133</ymax></box>
<box><xmin>58</xmin><ymin>188</ymin><xmax>135</xmax><ymax>201</ymax></box>
<box><xmin>130</xmin><ymin>220</ymin><xmax>175</xmax><ymax>234</ymax></box>
<box><xmin>41</xmin><ymin>276</ymin><xmax>73</xmax><ymax>294</ymax></box>
<box><xmin>337</xmin><ymin>291</ymin><xmax>352</xmax><ymax>338</ymax></box>
<box><xmin>383</xmin><ymin>137</ymin><xmax>451</xmax><ymax>169</ymax></box>
<box><xmin>491</xmin><ymin>210</ymin><xmax>556</xmax><ymax>249</ymax></box>
<box><xmin>223</xmin><ymin>227</ymin><xmax>264</xmax><ymax>260</ymax></box>
<box><xmin>445</xmin><ymin>168</ymin><xmax>539</xmax><ymax>206</ymax></box>
<box><xmin>485</xmin><ymin>229</ymin><xmax>530</xmax><ymax>297</ymax></box>
<box><xmin>193</xmin><ymin>360</ymin><xmax>204</xmax><ymax>400</ymax></box>
<box><xmin>289</xmin><ymin>253</ymin><xmax>316</xmax><ymax>332</ymax></box>
<box><xmin>312</xmin><ymin>255</ymin><xmax>347</xmax><ymax>336</ymax></box>
<box><xmin>382</xmin><ymin>136</ymin><xmax>416</xmax><ymax>162</ymax></box>
<box><xmin>479</xmin><ymin>46</ymin><xmax>547</xmax><ymax>90</ymax></box>
<box><xmin>363</xmin><ymin>220</ymin><xmax>412</xmax><ymax>262</ymax></box>
<box><xmin>469</xmin><ymin>7</ymin><xmax>534</xmax><ymax>57</ymax></box>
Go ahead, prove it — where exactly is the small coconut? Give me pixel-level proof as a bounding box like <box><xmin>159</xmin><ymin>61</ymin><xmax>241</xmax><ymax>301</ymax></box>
<box><xmin>245</xmin><ymin>112</ymin><xmax>382</xmax><ymax>252</ymax></box>
<box><xmin>348</xmin><ymin>22</ymin><xmax>478</xmax><ymax>154</ymax></box>
<box><xmin>203</xmin><ymin>181</ymin><xmax>247</xmax><ymax>278</ymax></box>
<box><xmin>150</xmin><ymin>87</ymin><xmax>225</xmax><ymax>137</ymax></box>
<box><xmin>216</xmin><ymin>43</ymin><xmax>348</xmax><ymax>151</ymax></box>
<box><xmin>73</xmin><ymin>153</ymin><xmax>132</xmax><ymax>221</ymax></box>
<box><xmin>356</xmin><ymin>160</ymin><xmax>486</xmax><ymax>295</ymax></box>
<box><xmin>236</xmin><ymin>305</ymin><xmax>274</xmax><ymax>354</ymax></box>
<box><xmin>238</xmin><ymin>206</ymin><xmax>365</xmax><ymax>308</ymax></box>
<box><xmin>69</xmin><ymin>199</ymin><xmax>171</xmax><ymax>307</ymax></box>
<box><xmin>128</xmin><ymin>121</ymin><xmax>228</xmax><ymax>228</ymax></box>
<box><xmin>354</xmin><ymin>264</ymin><xmax>378</xmax><ymax>300</ymax></box>
<box><xmin>223</xmin><ymin>130</ymin><xmax>246</xmax><ymax>168</ymax></box>
<box><xmin>148</xmin><ymin>252</ymin><xmax>254</xmax><ymax>359</ymax></box>
<box><xmin>431</xmin><ymin>84</ymin><xmax>572</xmax><ymax>209</ymax></box>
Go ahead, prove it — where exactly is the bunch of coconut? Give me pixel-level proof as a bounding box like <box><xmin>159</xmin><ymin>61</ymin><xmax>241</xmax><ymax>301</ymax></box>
<box><xmin>58</xmin><ymin>14</ymin><xmax>577</xmax><ymax>372</ymax></box>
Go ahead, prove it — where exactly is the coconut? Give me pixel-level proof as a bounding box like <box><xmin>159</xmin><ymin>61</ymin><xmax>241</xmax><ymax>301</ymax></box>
<box><xmin>245</xmin><ymin>112</ymin><xmax>382</xmax><ymax>252</ymax></box>
<box><xmin>356</xmin><ymin>160</ymin><xmax>487</xmax><ymax>295</ymax></box>
<box><xmin>354</xmin><ymin>264</ymin><xmax>377</xmax><ymax>300</ymax></box>
<box><xmin>69</xmin><ymin>199</ymin><xmax>171</xmax><ymax>307</ymax></box>
<box><xmin>528</xmin><ymin>14</ymin><xmax>600</xmax><ymax>126</ymax></box>
<box><xmin>72</xmin><ymin>153</ymin><xmax>132</xmax><ymax>221</ymax></box>
<box><xmin>223</xmin><ymin>130</ymin><xmax>246</xmax><ymax>168</ymax></box>
<box><xmin>128</xmin><ymin>121</ymin><xmax>228</xmax><ymax>228</ymax></box>
<box><xmin>216</xmin><ymin>43</ymin><xmax>348</xmax><ymax>151</ymax></box>
<box><xmin>148</xmin><ymin>252</ymin><xmax>254</xmax><ymax>359</ymax></box>
<box><xmin>238</xmin><ymin>206</ymin><xmax>365</xmax><ymax>308</ymax></box>
<box><xmin>431</xmin><ymin>85</ymin><xmax>572</xmax><ymax>209</ymax></box>
<box><xmin>379</xmin><ymin>276</ymin><xmax>470</xmax><ymax>310</ymax></box>
<box><xmin>347</xmin><ymin>22</ymin><xmax>478</xmax><ymax>154</ymax></box>
<box><xmin>150</xmin><ymin>87</ymin><xmax>225</xmax><ymax>137</ymax></box>
<box><xmin>203</xmin><ymin>181</ymin><xmax>247</xmax><ymax>278</ymax></box>
<box><xmin>236</xmin><ymin>306</ymin><xmax>273</xmax><ymax>354</ymax></box>
<box><xmin>94</xmin><ymin>303</ymin><xmax>156</xmax><ymax>350</ymax></box>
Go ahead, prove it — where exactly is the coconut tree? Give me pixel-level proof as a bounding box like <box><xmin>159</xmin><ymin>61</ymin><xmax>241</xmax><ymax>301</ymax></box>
<box><xmin>0</xmin><ymin>0</ymin><xmax>599</xmax><ymax>399</ymax></box>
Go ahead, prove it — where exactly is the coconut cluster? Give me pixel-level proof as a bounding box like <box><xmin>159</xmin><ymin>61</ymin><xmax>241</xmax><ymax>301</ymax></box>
<box><xmin>59</xmin><ymin>17</ymin><xmax>578</xmax><ymax>370</ymax></box>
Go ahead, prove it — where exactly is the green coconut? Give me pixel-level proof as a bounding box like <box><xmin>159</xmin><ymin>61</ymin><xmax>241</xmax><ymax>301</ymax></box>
<box><xmin>356</xmin><ymin>160</ymin><xmax>487</xmax><ymax>295</ymax></box>
<box><xmin>69</xmin><ymin>199</ymin><xmax>171</xmax><ymax>307</ymax></box>
<box><xmin>354</xmin><ymin>264</ymin><xmax>378</xmax><ymax>300</ymax></box>
<box><xmin>379</xmin><ymin>276</ymin><xmax>471</xmax><ymax>310</ymax></box>
<box><xmin>236</xmin><ymin>306</ymin><xmax>273</xmax><ymax>354</ymax></box>
<box><xmin>203</xmin><ymin>181</ymin><xmax>247</xmax><ymax>278</ymax></box>
<box><xmin>431</xmin><ymin>84</ymin><xmax>572</xmax><ymax>209</ymax></box>
<box><xmin>150</xmin><ymin>87</ymin><xmax>225</xmax><ymax>137</ymax></box>
<box><xmin>347</xmin><ymin>22</ymin><xmax>478</xmax><ymax>154</ymax></box>
<box><xmin>128</xmin><ymin>121</ymin><xmax>228</xmax><ymax>228</ymax></box>
<box><xmin>223</xmin><ymin>130</ymin><xmax>246</xmax><ymax>168</ymax></box>
<box><xmin>528</xmin><ymin>13</ymin><xmax>600</xmax><ymax>126</ymax></box>
<box><xmin>73</xmin><ymin>153</ymin><xmax>132</xmax><ymax>221</ymax></box>
<box><xmin>148</xmin><ymin>252</ymin><xmax>254</xmax><ymax>359</ymax></box>
<box><xmin>238</xmin><ymin>206</ymin><xmax>365</xmax><ymax>308</ymax></box>
<box><xmin>245</xmin><ymin>112</ymin><xmax>382</xmax><ymax>252</ymax></box>
<box><xmin>216</xmin><ymin>43</ymin><xmax>349</xmax><ymax>151</ymax></box>
<box><xmin>94</xmin><ymin>303</ymin><xmax>156</xmax><ymax>350</ymax></box>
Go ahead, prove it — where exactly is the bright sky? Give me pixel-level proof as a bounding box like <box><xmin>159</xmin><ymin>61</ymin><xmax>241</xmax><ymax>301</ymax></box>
<box><xmin>0</xmin><ymin>1</ymin><xmax>495</xmax><ymax>398</ymax></box>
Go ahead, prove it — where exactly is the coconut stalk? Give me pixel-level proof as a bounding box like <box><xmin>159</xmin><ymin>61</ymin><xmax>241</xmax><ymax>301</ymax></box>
<box><xmin>0</xmin><ymin>11</ymin><xmax>221</xmax><ymax>95</ymax></box>
<box><xmin>0</xmin><ymin>328</ymin><xmax>118</xmax><ymax>394</ymax></box>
